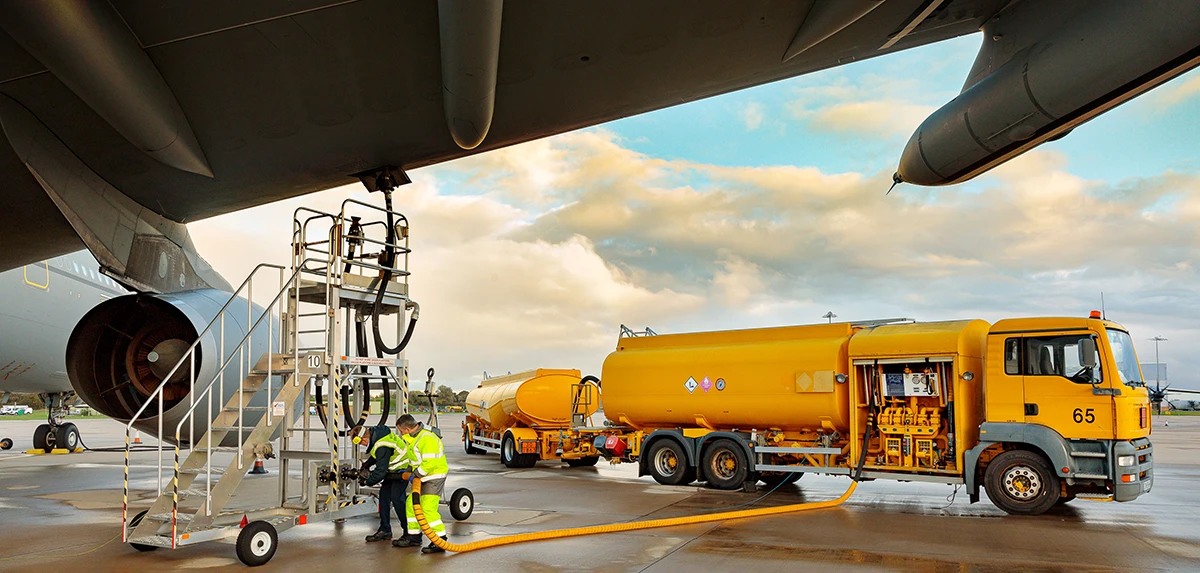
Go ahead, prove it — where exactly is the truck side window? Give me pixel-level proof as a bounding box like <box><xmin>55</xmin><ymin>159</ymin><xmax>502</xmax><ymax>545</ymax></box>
<box><xmin>1023</xmin><ymin>335</ymin><xmax>1101</xmax><ymax>383</ymax></box>
<box><xmin>1004</xmin><ymin>338</ymin><xmax>1020</xmax><ymax>375</ymax></box>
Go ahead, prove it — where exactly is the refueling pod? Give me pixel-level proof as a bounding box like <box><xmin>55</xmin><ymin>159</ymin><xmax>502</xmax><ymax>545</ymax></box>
<box><xmin>66</xmin><ymin>289</ymin><xmax>274</xmax><ymax>445</ymax></box>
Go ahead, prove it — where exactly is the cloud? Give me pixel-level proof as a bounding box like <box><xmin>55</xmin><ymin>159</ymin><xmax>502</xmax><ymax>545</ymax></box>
<box><xmin>803</xmin><ymin>100</ymin><xmax>936</xmax><ymax>137</ymax></box>
<box><xmin>1155</xmin><ymin>71</ymin><xmax>1200</xmax><ymax>109</ymax></box>
<box><xmin>740</xmin><ymin>102</ymin><xmax>765</xmax><ymax>131</ymax></box>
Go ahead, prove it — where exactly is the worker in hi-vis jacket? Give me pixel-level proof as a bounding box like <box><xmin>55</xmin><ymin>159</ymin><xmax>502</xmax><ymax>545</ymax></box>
<box><xmin>351</xmin><ymin>424</ymin><xmax>416</xmax><ymax>545</ymax></box>
<box><xmin>395</xmin><ymin>414</ymin><xmax>450</xmax><ymax>553</ymax></box>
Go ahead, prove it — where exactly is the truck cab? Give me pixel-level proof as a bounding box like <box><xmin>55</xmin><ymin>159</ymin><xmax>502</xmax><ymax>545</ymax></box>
<box><xmin>968</xmin><ymin>314</ymin><xmax>1152</xmax><ymax>513</ymax></box>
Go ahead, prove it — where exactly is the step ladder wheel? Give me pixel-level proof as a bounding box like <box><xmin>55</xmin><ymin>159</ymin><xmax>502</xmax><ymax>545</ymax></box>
<box><xmin>448</xmin><ymin>487</ymin><xmax>474</xmax><ymax>520</ymax></box>
<box><xmin>236</xmin><ymin>521</ymin><xmax>278</xmax><ymax>567</ymax></box>
<box><xmin>128</xmin><ymin>510</ymin><xmax>158</xmax><ymax>552</ymax></box>
<box><xmin>56</xmin><ymin>423</ymin><xmax>80</xmax><ymax>451</ymax></box>
<box><xmin>0</xmin><ymin>437</ymin><xmax>12</xmax><ymax>450</ymax></box>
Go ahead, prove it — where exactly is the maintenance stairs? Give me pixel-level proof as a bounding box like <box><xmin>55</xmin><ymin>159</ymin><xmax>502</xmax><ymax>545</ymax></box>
<box><xmin>121</xmin><ymin>191</ymin><xmax>415</xmax><ymax>558</ymax></box>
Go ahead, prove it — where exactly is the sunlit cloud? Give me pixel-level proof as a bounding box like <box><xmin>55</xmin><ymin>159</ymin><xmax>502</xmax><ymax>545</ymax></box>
<box><xmin>740</xmin><ymin>101</ymin><xmax>765</xmax><ymax>131</ymax></box>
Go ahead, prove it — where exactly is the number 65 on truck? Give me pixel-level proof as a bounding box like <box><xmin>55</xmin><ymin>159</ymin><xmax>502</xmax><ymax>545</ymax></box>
<box><xmin>463</xmin><ymin>313</ymin><xmax>1153</xmax><ymax>515</ymax></box>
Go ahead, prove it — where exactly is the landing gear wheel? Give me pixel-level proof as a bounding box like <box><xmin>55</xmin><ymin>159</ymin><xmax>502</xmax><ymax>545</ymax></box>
<box><xmin>566</xmin><ymin>457</ymin><xmax>599</xmax><ymax>468</ymax></box>
<box><xmin>500</xmin><ymin>433</ymin><xmax>536</xmax><ymax>468</ymax></box>
<box><xmin>33</xmin><ymin>424</ymin><xmax>54</xmax><ymax>452</ymax></box>
<box><xmin>759</xmin><ymin>472</ymin><xmax>803</xmax><ymax>488</ymax></box>
<box><xmin>646</xmin><ymin>440</ymin><xmax>694</xmax><ymax>486</ymax></box>
<box><xmin>449</xmin><ymin>487</ymin><xmax>474</xmax><ymax>520</ymax></box>
<box><xmin>0</xmin><ymin>438</ymin><xmax>12</xmax><ymax>450</ymax></box>
<box><xmin>56</xmin><ymin>423</ymin><xmax>80</xmax><ymax>451</ymax></box>
<box><xmin>236</xmin><ymin>521</ymin><xmax>278</xmax><ymax>567</ymax></box>
<box><xmin>128</xmin><ymin>510</ymin><xmax>158</xmax><ymax>552</ymax></box>
<box><xmin>984</xmin><ymin>450</ymin><xmax>1060</xmax><ymax>516</ymax></box>
<box><xmin>702</xmin><ymin>438</ymin><xmax>750</xmax><ymax>490</ymax></box>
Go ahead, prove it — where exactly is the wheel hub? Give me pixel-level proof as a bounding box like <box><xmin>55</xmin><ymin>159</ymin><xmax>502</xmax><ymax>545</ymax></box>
<box><xmin>251</xmin><ymin>531</ymin><xmax>272</xmax><ymax>557</ymax></box>
<box><xmin>1003</xmin><ymin>465</ymin><xmax>1042</xmax><ymax>500</ymax></box>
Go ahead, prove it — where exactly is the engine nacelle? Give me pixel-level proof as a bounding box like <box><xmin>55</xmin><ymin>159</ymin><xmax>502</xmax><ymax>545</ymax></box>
<box><xmin>896</xmin><ymin>0</ymin><xmax>1200</xmax><ymax>186</ymax></box>
<box><xmin>67</xmin><ymin>289</ymin><xmax>273</xmax><ymax>445</ymax></box>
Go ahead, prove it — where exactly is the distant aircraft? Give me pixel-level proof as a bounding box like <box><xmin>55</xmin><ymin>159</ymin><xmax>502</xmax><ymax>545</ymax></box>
<box><xmin>1</xmin><ymin>251</ymin><xmax>127</xmax><ymax>451</ymax></box>
<box><xmin>0</xmin><ymin>1</ymin><xmax>1196</xmax><ymax>438</ymax></box>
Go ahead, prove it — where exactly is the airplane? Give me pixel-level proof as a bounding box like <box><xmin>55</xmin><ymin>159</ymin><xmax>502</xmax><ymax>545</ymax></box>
<box><xmin>0</xmin><ymin>250</ymin><xmax>129</xmax><ymax>451</ymax></box>
<box><xmin>0</xmin><ymin>1</ymin><xmax>1195</xmax><ymax>438</ymax></box>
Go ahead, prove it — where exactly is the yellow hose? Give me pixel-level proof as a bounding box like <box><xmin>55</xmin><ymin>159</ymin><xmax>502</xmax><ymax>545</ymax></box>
<box><xmin>411</xmin><ymin>478</ymin><xmax>858</xmax><ymax>553</ymax></box>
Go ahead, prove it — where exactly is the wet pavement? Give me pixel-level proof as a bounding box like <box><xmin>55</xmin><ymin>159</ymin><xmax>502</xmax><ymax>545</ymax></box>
<box><xmin>1</xmin><ymin>415</ymin><xmax>1198</xmax><ymax>572</ymax></box>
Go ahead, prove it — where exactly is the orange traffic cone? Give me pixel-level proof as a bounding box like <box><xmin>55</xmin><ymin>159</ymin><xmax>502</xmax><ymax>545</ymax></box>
<box><xmin>249</xmin><ymin>458</ymin><xmax>268</xmax><ymax>475</ymax></box>
<box><xmin>133</xmin><ymin>431</ymin><xmax>142</xmax><ymax>444</ymax></box>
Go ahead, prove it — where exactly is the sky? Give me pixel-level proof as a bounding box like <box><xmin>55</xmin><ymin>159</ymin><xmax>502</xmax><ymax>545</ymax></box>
<box><xmin>191</xmin><ymin>34</ymin><xmax>1200</xmax><ymax>393</ymax></box>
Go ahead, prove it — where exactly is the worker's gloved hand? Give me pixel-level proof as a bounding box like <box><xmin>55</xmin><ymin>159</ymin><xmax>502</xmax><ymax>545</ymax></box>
<box><xmin>402</xmin><ymin>471</ymin><xmax>414</xmax><ymax>483</ymax></box>
<box><xmin>358</xmin><ymin>467</ymin><xmax>370</xmax><ymax>483</ymax></box>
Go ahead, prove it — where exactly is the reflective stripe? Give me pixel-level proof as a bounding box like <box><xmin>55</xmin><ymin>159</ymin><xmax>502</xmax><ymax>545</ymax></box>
<box><xmin>426</xmin><ymin>520</ymin><xmax>443</xmax><ymax>528</ymax></box>
<box><xmin>421</xmin><ymin>452</ymin><xmax>444</xmax><ymax>459</ymax></box>
<box><xmin>419</xmin><ymin>472</ymin><xmax>447</xmax><ymax>481</ymax></box>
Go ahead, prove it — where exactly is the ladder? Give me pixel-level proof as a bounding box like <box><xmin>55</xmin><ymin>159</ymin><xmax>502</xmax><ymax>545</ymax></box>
<box><xmin>121</xmin><ymin>189</ymin><xmax>417</xmax><ymax>555</ymax></box>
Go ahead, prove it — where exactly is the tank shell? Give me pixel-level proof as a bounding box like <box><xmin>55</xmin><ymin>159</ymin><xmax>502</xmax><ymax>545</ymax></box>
<box><xmin>465</xmin><ymin>369</ymin><xmax>597</xmax><ymax>429</ymax></box>
<box><xmin>601</xmin><ymin>324</ymin><xmax>854</xmax><ymax>433</ymax></box>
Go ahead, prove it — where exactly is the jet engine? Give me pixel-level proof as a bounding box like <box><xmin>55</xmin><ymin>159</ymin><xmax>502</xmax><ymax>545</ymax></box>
<box><xmin>66</xmin><ymin>289</ymin><xmax>273</xmax><ymax>445</ymax></box>
<box><xmin>896</xmin><ymin>0</ymin><xmax>1200</xmax><ymax>186</ymax></box>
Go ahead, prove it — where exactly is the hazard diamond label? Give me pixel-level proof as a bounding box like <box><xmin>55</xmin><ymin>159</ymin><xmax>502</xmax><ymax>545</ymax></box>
<box><xmin>700</xmin><ymin>376</ymin><xmax>713</xmax><ymax>392</ymax></box>
<box><xmin>684</xmin><ymin>377</ymin><xmax>698</xmax><ymax>394</ymax></box>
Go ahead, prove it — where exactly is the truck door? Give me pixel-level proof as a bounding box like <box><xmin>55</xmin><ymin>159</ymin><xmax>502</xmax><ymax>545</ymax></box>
<box><xmin>1020</xmin><ymin>333</ymin><xmax>1115</xmax><ymax>440</ymax></box>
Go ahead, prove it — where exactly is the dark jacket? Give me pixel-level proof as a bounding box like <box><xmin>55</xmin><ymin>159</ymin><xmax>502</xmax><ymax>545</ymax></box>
<box><xmin>361</xmin><ymin>425</ymin><xmax>397</xmax><ymax>486</ymax></box>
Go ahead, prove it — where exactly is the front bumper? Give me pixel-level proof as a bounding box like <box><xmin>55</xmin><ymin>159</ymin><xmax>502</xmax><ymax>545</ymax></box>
<box><xmin>1113</xmin><ymin>438</ymin><xmax>1153</xmax><ymax>502</ymax></box>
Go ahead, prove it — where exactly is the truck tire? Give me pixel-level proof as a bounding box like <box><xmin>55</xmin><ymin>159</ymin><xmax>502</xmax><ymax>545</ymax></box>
<box><xmin>566</xmin><ymin>457</ymin><xmax>599</xmax><ymax>468</ymax></box>
<box><xmin>984</xmin><ymin>449</ymin><xmax>1061</xmax><ymax>516</ymax></box>
<box><xmin>646</xmin><ymin>440</ymin><xmax>694</xmax><ymax>486</ymax></box>
<box><xmin>702</xmin><ymin>438</ymin><xmax>750</xmax><ymax>490</ymax></box>
<box><xmin>501</xmin><ymin>433</ymin><xmax>537</xmax><ymax>468</ymax></box>
<box><xmin>464</xmin><ymin>436</ymin><xmax>485</xmax><ymax>455</ymax></box>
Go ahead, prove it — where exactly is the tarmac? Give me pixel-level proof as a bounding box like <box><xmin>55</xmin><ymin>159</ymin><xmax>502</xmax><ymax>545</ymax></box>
<box><xmin>1</xmin><ymin>413</ymin><xmax>1199</xmax><ymax>572</ymax></box>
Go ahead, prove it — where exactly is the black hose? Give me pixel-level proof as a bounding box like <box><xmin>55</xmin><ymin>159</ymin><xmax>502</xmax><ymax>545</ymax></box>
<box><xmin>371</xmin><ymin>190</ymin><xmax>418</xmax><ymax>356</ymax></box>
<box><xmin>580</xmin><ymin>375</ymin><xmax>600</xmax><ymax>388</ymax></box>
<box><xmin>853</xmin><ymin>371</ymin><xmax>877</xmax><ymax>482</ymax></box>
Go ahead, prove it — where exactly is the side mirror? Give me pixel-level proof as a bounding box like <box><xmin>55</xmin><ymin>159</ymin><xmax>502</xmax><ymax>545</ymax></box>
<box><xmin>1080</xmin><ymin>338</ymin><xmax>1097</xmax><ymax>369</ymax></box>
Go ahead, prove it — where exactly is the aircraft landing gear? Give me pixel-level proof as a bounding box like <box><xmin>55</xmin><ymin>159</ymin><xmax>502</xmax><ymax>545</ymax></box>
<box><xmin>31</xmin><ymin>392</ymin><xmax>81</xmax><ymax>453</ymax></box>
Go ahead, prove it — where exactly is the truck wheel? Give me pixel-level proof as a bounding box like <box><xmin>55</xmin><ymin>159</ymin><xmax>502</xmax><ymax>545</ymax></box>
<box><xmin>236</xmin><ymin>521</ymin><xmax>278</xmax><ymax>566</ymax></box>
<box><xmin>449</xmin><ymin>488</ymin><xmax>474</xmax><ymax>520</ymax></box>
<box><xmin>984</xmin><ymin>450</ymin><xmax>1060</xmax><ymax>516</ymax></box>
<box><xmin>759</xmin><ymin>472</ymin><xmax>803</xmax><ymax>488</ymax></box>
<box><xmin>464</xmin><ymin>437</ymin><xmax>484</xmax><ymax>455</ymax></box>
<box><xmin>501</xmin><ymin>434</ymin><xmax>537</xmax><ymax>468</ymax></box>
<box><xmin>646</xmin><ymin>440</ymin><xmax>694</xmax><ymax>486</ymax></box>
<box><xmin>702</xmin><ymin>439</ymin><xmax>750</xmax><ymax>490</ymax></box>
<box><xmin>566</xmin><ymin>457</ymin><xmax>599</xmax><ymax>468</ymax></box>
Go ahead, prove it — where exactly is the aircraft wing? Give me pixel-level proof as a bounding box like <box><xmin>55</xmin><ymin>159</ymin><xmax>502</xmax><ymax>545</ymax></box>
<box><xmin>0</xmin><ymin>0</ymin><xmax>1004</xmax><ymax>272</ymax></box>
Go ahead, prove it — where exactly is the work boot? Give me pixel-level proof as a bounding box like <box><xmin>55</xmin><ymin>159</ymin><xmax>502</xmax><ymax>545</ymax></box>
<box><xmin>421</xmin><ymin>537</ymin><xmax>448</xmax><ymax>554</ymax></box>
<box><xmin>365</xmin><ymin>530</ymin><xmax>392</xmax><ymax>542</ymax></box>
<box><xmin>392</xmin><ymin>534</ymin><xmax>422</xmax><ymax>548</ymax></box>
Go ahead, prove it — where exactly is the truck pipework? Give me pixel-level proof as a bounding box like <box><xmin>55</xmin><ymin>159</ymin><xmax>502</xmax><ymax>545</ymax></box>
<box><xmin>464</xmin><ymin>314</ymin><xmax>1153</xmax><ymax>516</ymax></box>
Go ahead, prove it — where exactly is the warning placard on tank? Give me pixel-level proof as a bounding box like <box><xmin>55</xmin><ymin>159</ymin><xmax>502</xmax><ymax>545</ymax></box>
<box><xmin>883</xmin><ymin>373</ymin><xmax>939</xmax><ymax>397</ymax></box>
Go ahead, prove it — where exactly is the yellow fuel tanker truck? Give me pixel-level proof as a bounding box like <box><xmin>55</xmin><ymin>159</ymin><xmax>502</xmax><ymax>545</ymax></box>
<box><xmin>465</xmin><ymin>315</ymin><xmax>1153</xmax><ymax>515</ymax></box>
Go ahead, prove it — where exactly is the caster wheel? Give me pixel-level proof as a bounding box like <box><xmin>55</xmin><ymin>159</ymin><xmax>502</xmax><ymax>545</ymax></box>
<box><xmin>449</xmin><ymin>487</ymin><xmax>474</xmax><ymax>520</ymax></box>
<box><xmin>236</xmin><ymin>521</ymin><xmax>278</xmax><ymax>566</ymax></box>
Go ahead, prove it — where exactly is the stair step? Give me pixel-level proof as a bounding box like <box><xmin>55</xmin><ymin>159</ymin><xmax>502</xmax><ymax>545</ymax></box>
<box><xmin>223</xmin><ymin>406</ymin><xmax>268</xmax><ymax>412</ymax></box>
<box><xmin>211</xmin><ymin>426</ymin><xmax>254</xmax><ymax>433</ymax></box>
<box><xmin>146</xmin><ymin>512</ymin><xmax>194</xmax><ymax>522</ymax></box>
<box><xmin>179</xmin><ymin>467</ymin><xmax>225</xmax><ymax>476</ymax></box>
<box><xmin>128</xmin><ymin>535</ymin><xmax>175</xmax><ymax>548</ymax></box>
<box><xmin>193</xmin><ymin>446</ymin><xmax>242</xmax><ymax>454</ymax></box>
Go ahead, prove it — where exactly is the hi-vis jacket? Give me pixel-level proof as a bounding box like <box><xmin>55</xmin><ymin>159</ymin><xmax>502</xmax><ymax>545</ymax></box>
<box><xmin>364</xmin><ymin>426</ymin><xmax>410</xmax><ymax>486</ymax></box>
<box><xmin>403</xmin><ymin>426</ymin><xmax>448</xmax><ymax>482</ymax></box>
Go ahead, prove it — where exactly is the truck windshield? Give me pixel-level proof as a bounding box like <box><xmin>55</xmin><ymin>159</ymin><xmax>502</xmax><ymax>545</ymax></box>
<box><xmin>1107</xmin><ymin>329</ymin><xmax>1143</xmax><ymax>386</ymax></box>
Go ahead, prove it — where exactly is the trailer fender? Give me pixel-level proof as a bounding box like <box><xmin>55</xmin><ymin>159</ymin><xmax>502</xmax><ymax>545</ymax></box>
<box><xmin>638</xmin><ymin>431</ymin><xmax>696</xmax><ymax>477</ymax></box>
<box><xmin>505</xmin><ymin>427</ymin><xmax>540</xmax><ymax>453</ymax></box>
<box><xmin>965</xmin><ymin>422</ymin><xmax>1074</xmax><ymax>498</ymax></box>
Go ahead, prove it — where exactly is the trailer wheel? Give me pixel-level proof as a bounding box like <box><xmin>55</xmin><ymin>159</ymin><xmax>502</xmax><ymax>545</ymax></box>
<box><xmin>501</xmin><ymin>433</ymin><xmax>536</xmax><ymax>468</ymax></box>
<box><xmin>236</xmin><ymin>521</ymin><xmax>278</xmax><ymax>567</ymax></box>
<box><xmin>984</xmin><ymin>449</ymin><xmax>1060</xmax><ymax>516</ymax></box>
<box><xmin>702</xmin><ymin>438</ymin><xmax>750</xmax><ymax>490</ymax></box>
<box><xmin>759</xmin><ymin>472</ymin><xmax>803</xmax><ymax>488</ymax></box>
<box><xmin>0</xmin><ymin>437</ymin><xmax>12</xmax><ymax>450</ymax></box>
<box><xmin>127</xmin><ymin>510</ymin><xmax>158</xmax><ymax>552</ymax></box>
<box><xmin>449</xmin><ymin>488</ymin><xmax>474</xmax><ymax>520</ymax></box>
<box><xmin>566</xmin><ymin>457</ymin><xmax>599</xmax><ymax>468</ymax></box>
<box><xmin>646</xmin><ymin>440</ymin><xmax>694</xmax><ymax>485</ymax></box>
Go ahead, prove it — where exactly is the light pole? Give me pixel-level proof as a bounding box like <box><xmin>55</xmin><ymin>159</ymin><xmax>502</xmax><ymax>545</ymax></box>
<box><xmin>823</xmin><ymin>311</ymin><xmax>837</xmax><ymax>324</ymax></box>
